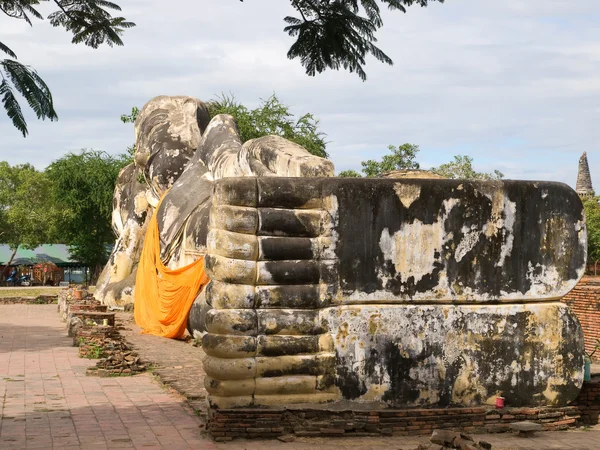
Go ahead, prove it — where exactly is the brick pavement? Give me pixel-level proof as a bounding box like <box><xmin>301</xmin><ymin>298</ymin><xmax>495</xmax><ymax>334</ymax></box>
<box><xmin>0</xmin><ymin>304</ymin><xmax>215</xmax><ymax>450</ymax></box>
<box><xmin>117</xmin><ymin>313</ymin><xmax>208</xmax><ymax>415</ymax></box>
<box><xmin>4</xmin><ymin>304</ymin><xmax>600</xmax><ymax>449</ymax></box>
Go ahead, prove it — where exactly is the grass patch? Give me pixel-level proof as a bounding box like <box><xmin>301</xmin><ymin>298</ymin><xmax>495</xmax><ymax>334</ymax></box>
<box><xmin>0</xmin><ymin>285</ymin><xmax>95</xmax><ymax>298</ymax></box>
<box><xmin>0</xmin><ymin>287</ymin><xmax>61</xmax><ymax>298</ymax></box>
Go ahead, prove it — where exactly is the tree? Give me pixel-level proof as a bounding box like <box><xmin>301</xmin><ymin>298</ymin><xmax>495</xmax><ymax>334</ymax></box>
<box><xmin>1</xmin><ymin>1</ymin><xmax>134</xmax><ymax>136</ymax></box>
<box><xmin>361</xmin><ymin>143</ymin><xmax>420</xmax><ymax>176</ymax></box>
<box><xmin>46</xmin><ymin>150</ymin><xmax>129</xmax><ymax>283</ymax></box>
<box><xmin>338</xmin><ymin>169</ymin><xmax>363</xmax><ymax>177</ymax></box>
<box><xmin>338</xmin><ymin>144</ymin><xmax>503</xmax><ymax>179</ymax></box>
<box><xmin>430</xmin><ymin>155</ymin><xmax>504</xmax><ymax>180</ymax></box>
<box><xmin>281</xmin><ymin>0</ymin><xmax>444</xmax><ymax>81</ymax></box>
<box><xmin>583</xmin><ymin>196</ymin><xmax>600</xmax><ymax>275</ymax></box>
<box><xmin>0</xmin><ymin>162</ymin><xmax>58</xmax><ymax>279</ymax></box>
<box><xmin>208</xmin><ymin>94</ymin><xmax>328</xmax><ymax>158</ymax></box>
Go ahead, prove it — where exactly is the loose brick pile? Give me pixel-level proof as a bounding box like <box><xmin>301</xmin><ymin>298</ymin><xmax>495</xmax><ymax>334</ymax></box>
<box><xmin>562</xmin><ymin>276</ymin><xmax>600</xmax><ymax>358</ymax></box>
<box><xmin>60</xmin><ymin>288</ymin><xmax>147</xmax><ymax>377</ymax></box>
<box><xmin>76</xmin><ymin>325</ymin><xmax>148</xmax><ymax>377</ymax></box>
<box><xmin>207</xmin><ymin>404</ymin><xmax>582</xmax><ymax>441</ymax></box>
<box><xmin>63</xmin><ymin>294</ymin><xmax>114</xmax><ymax>337</ymax></box>
<box><xmin>58</xmin><ymin>287</ymin><xmax>90</xmax><ymax>321</ymax></box>
<box><xmin>75</xmin><ymin>325</ymin><xmax>119</xmax><ymax>359</ymax></box>
<box><xmin>418</xmin><ymin>429</ymin><xmax>492</xmax><ymax>450</ymax></box>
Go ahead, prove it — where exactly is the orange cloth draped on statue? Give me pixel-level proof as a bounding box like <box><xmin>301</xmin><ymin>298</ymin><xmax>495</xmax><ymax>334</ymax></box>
<box><xmin>134</xmin><ymin>199</ymin><xmax>209</xmax><ymax>339</ymax></box>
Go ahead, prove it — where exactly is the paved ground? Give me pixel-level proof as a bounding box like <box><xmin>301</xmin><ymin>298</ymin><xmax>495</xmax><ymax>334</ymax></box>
<box><xmin>3</xmin><ymin>304</ymin><xmax>600</xmax><ymax>449</ymax></box>
<box><xmin>0</xmin><ymin>304</ymin><xmax>214</xmax><ymax>450</ymax></box>
<box><xmin>118</xmin><ymin>314</ymin><xmax>208</xmax><ymax>415</ymax></box>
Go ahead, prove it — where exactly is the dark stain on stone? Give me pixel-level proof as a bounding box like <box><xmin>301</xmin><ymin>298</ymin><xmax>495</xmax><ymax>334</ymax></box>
<box><xmin>326</xmin><ymin>179</ymin><xmax>586</xmax><ymax>300</ymax></box>
<box><xmin>261</xmin><ymin>261</ymin><xmax>321</xmax><ymax>285</ymax></box>
<box><xmin>381</xmin><ymin>341</ymin><xmax>421</xmax><ymax>405</ymax></box>
<box><xmin>335</xmin><ymin>351</ymin><xmax>368</xmax><ymax>400</ymax></box>
<box><xmin>260</xmin><ymin>237</ymin><xmax>314</xmax><ymax>260</ymax></box>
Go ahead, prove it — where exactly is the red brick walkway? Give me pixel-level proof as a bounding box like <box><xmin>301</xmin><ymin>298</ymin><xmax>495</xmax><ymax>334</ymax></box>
<box><xmin>0</xmin><ymin>304</ymin><xmax>215</xmax><ymax>450</ymax></box>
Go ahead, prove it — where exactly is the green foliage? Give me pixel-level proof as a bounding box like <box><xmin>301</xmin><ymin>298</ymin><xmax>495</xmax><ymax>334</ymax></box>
<box><xmin>583</xmin><ymin>196</ymin><xmax>600</xmax><ymax>266</ymax></box>
<box><xmin>284</xmin><ymin>0</ymin><xmax>444</xmax><ymax>81</ymax></box>
<box><xmin>430</xmin><ymin>155</ymin><xmax>504</xmax><ymax>180</ymax></box>
<box><xmin>46</xmin><ymin>150</ymin><xmax>129</xmax><ymax>280</ymax></box>
<box><xmin>1</xmin><ymin>1</ymin><xmax>134</xmax><ymax>136</ymax></box>
<box><xmin>0</xmin><ymin>161</ymin><xmax>58</xmax><ymax>253</ymax></box>
<box><xmin>338</xmin><ymin>169</ymin><xmax>363</xmax><ymax>177</ymax></box>
<box><xmin>360</xmin><ymin>143</ymin><xmax>420</xmax><ymax>177</ymax></box>
<box><xmin>120</xmin><ymin>106</ymin><xmax>139</xmax><ymax>160</ymax></box>
<box><xmin>120</xmin><ymin>106</ymin><xmax>139</xmax><ymax>124</ymax></box>
<box><xmin>208</xmin><ymin>94</ymin><xmax>328</xmax><ymax>158</ymax></box>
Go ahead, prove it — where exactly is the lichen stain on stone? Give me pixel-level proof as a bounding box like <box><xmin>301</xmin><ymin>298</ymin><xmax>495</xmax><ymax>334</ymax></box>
<box><xmin>323</xmin><ymin>303</ymin><xmax>583</xmax><ymax>407</ymax></box>
<box><xmin>368</xmin><ymin>313</ymin><xmax>380</xmax><ymax>335</ymax></box>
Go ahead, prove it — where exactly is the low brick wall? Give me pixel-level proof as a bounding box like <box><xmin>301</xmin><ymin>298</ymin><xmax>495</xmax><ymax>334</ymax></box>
<box><xmin>562</xmin><ymin>276</ymin><xmax>600</xmax><ymax>357</ymax></box>
<box><xmin>208</xmin><ymin>405</ymin><xmax>581</xmax><ymax>441</ymax></box>
<box><xmin>69</xmin><ymin>304</ymin><xmax>108</xmax><ymax>313</ymax></box>
<box><xmin>0</xmin><ymin>295</ymin><xmax>58</xmax><ymax>305</ymax></box>
<box><xmin>572</xmin><ymin>377</ymin><xmax>600</xmax><ymax>425</ymax></box>
<box><xmin>208</xmin><ymin>378</ymin><xmax>600</xmax><ymax>441</ymax></box>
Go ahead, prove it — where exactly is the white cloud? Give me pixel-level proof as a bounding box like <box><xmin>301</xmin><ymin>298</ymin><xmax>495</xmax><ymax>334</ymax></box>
<box><xmin>0</xmin><ymin>0</ymin><xmax>599</xmax><ymax>189</ymax></box>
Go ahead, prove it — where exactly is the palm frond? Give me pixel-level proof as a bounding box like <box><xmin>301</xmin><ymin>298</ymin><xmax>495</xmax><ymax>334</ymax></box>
<box><xmin>286</xmin><ymin>0</ymin><xmax>443</xmax><ymax>80</ymax></box>
<box><xmin>48</xmin><ymin>1</ymin><xmax>135</xmax><ymax>49</ymax></box>
<box><xmin>0</xmin><ymin>79</ymin><xmax>27</xmax><ymax>136</ymax></box>
<box><xmin>0</xmin><ymin>41</ymin><xmax>17</xmax><ymax>58</ymax></box>
<box><xmin>0</xmin><ymin>0</ymin><xmax>43</xmax><ymax>25</ymax></box>
<box><xmin>0</xmin><ymin>59</ymin><xmax>58</xmax><ymax>122</ymax></box>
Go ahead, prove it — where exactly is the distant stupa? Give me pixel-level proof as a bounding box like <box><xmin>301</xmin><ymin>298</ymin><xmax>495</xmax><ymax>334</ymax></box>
<box><xmin>576</xmin><ymin>152</ymin><xmax>594</xmax><ymax>197</ymax></box>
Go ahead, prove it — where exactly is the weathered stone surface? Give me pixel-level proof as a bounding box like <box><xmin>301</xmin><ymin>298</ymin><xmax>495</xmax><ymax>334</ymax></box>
<box><xmin>186</xmin><ymin>289</ymin><xmax>210</xmax><ymax>337</ymax></box>
<box><xmin>135</xmin><ymin>95</ymin><xmax>210</xmax><ymax>196</ymax></box>
<box><xmin>322</xmin><ymin>178</ymin><xmax>586</xmax><ymax>303</ymax></box>
<box><xmin>325</xmin><ymin>303</ymin><xmax>583</xmax><ymax>408</ymax></box>
<box><xmin>202</xmin><ymin>176</ymin><xmax>586</xmax><ymax>411</ymax></box>
<box><xmin>96</xmin><ymin>96</ymin><xmax>333</xmax><ymax>307</ymax></box>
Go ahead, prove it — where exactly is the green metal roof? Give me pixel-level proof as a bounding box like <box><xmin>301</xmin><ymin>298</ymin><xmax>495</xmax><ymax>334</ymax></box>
<box><xmin>0</xmin><ymin>244</ymin><xmax>75</xmax><ymax>266</ymax></box>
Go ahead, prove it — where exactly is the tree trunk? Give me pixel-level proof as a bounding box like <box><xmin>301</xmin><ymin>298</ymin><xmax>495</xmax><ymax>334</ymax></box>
<box><xmin>91</xmin><ymin>264</ymin><xmax>102</xmax><ymax>286</ymax></box>
<box><xmin>1</xmin><ymin>246</ymin><xmax>18</xmax><ymax>284</ymax></box>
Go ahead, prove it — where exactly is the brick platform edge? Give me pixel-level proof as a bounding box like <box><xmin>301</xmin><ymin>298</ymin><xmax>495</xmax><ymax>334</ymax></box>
<box><xmin>562</xmin><ymin>275</ymin><xmax>600</xmax><ymax>357</ymax></box>
<box><xmin>207</xmin><ymin>379</ymin><xmax>600</xmax><ymax>441</ymax></box>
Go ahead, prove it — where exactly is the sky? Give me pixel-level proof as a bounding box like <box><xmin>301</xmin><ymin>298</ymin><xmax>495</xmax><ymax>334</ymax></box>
<box><xmin>1</xmin><ymin>0</ymin><xmax>599</xmax><ymax>189</ymax></box>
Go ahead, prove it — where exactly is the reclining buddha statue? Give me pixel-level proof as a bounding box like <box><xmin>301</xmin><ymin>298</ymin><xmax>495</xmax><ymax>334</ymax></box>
<box><xmin>96</xmin><ymin>95</ymin><xmax>586</xmax><ymax>410</ymax></box>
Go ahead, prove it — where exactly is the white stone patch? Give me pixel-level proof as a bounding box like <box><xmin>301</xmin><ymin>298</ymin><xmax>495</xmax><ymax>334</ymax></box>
<box><xmin>496</xmin><ymin>198</ymin><xmax>516</xmax><ymax>267</ymax></box>
<box><xmin>455</xmin><ymin>226</ymin><xmax>481</xmax><ymax>263</ymax></box>
<box><xmin>322</xmin><ymin>195</ymin><xmax>339</xmax><ymax>260</ymax></box>
<box><xmin>161</xmin><ymin>201</ymin><xmax>181</xmax><ymax>235</ymax></box>
<box><xmin>379</xmin><ymin>220</ymin><xmax>443</xmax><ymax>285</ymax></box>
<box><xmin>133</xmin><ymin>190</ymin><xmax>149</xmax><ymax>216</ymax></box>
<box><xmin>258</xmin><ymin>264</ymin><xmax>274</xmax><ymax>284</ymax></box>
<box><xmin>393</xmin><ymin>183</ymin><xmax>421</xmax><ymax>209</ymax></box>
<box><xmin>377</xmin><ymin>198</ymin><xmax>458</xmax><ymax>286</ymax></box>
<box><xmin>524</xmin><ymin>262</ymin><xmax>562</xmax><ymax>297</ymax></box>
